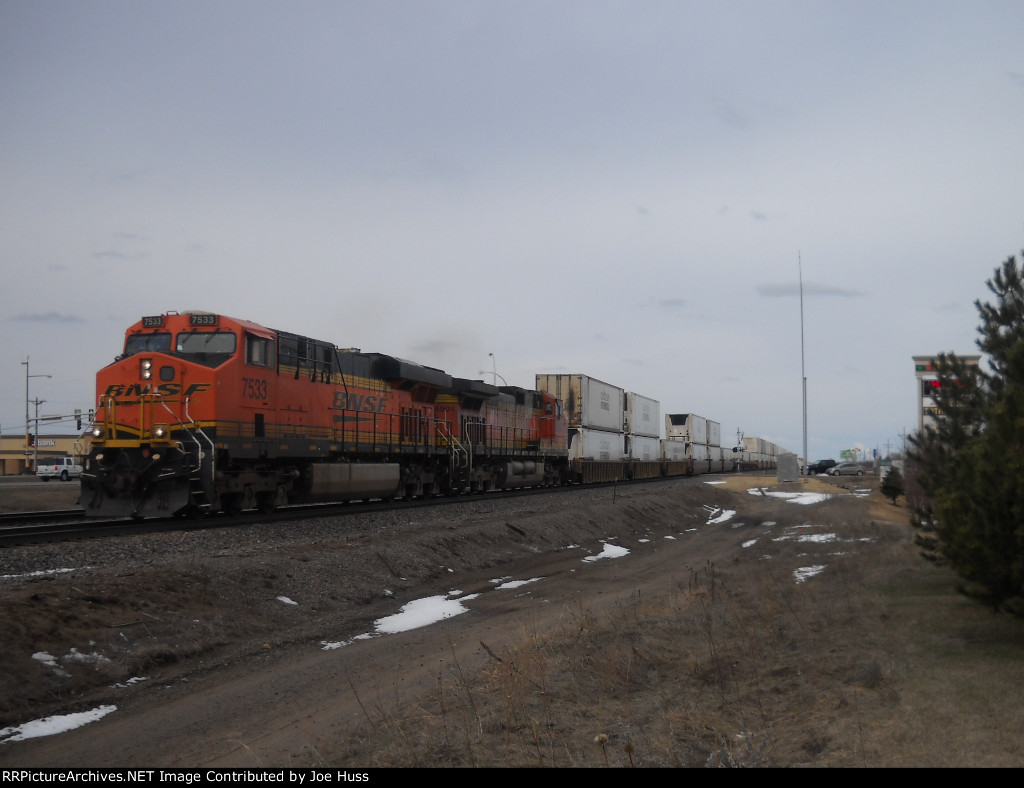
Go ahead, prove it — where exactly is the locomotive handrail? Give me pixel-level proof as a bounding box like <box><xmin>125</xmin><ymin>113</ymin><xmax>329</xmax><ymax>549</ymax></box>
<box><xmin>158</xmin><ymin>395</ymin><xmax>204</xmax><ymax>465</ymax></box>
<box><xmin>182</xmin><ymin>397</ymin><xmax>216</xmax><ymax>507</ymax></box>
<box><xmin>436</xmin><ymin>420</ymin><xmax>470</xmax><ymax>468</ymax></box>
<box><xmin>436</xmin><ymin>420</ymin><xmax>470</xmax><ymax>495</ymax></box>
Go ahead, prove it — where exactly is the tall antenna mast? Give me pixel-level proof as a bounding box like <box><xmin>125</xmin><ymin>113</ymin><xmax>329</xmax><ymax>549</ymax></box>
<box><xmin>799</xmin><ymin>252</ymin><xmax>808</xmax><ymax>480</ymax></box>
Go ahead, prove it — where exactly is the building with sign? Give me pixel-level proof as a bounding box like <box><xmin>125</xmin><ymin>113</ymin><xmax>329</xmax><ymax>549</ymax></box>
<box><xmin>913</xmin><ymin>354</ymin><xmax>981</xmax><ymax>432</ymax></box>
<box><xmin>0</xmin><ymin>433</ymin><xmax>90</xmax><ymax>475</ymax></box>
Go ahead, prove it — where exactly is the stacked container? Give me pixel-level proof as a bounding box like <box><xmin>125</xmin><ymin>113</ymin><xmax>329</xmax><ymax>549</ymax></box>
<box><xmin>624</xmin><ymin>392</ymin><xmax>661</xmax><ymax>462</ymax></box>
<box><xmin>535</xmin><ymin>374</ymin><xmax>626</xmax><ymax>461</ymax></box>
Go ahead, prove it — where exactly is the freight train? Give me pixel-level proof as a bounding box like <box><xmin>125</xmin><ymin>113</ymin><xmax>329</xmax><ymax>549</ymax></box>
<box><xmin>80</xmin><ymin>312</ymin><xmax>783</xmax><ymax>519</ymax></box>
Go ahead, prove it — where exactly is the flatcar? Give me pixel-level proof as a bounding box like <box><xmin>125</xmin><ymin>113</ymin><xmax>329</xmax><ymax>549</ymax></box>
<box><xmin>81</xmin><ymin>312</ymin><xmax>567</xmax><ymax>518</ymax></box>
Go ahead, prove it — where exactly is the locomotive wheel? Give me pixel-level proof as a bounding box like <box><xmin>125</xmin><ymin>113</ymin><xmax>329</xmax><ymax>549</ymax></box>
<box><xmin>256</xmin><ymin>491</ymin><xmax>277</xmax><ymax>514</ymax></box>
<box><xmin>221</xmin><ymin>493</ymin><xmax>243</xmax><ymax>516</ymax></box>
<box><xmin>176</xmin><ymin>503</ymin><xmax>205</xmax><ymax>520</ymax></box>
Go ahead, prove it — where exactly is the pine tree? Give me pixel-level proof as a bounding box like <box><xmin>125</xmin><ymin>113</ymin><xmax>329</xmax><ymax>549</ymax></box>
<box><xmin>880</xmin><ymin>466</ymin><xmax>904</xmax><ymax>504</ymax></box>
<box><xmin>908</xmin><ymin>255</ymin><xmax>1024</xmax><ymax>612</ymax></box>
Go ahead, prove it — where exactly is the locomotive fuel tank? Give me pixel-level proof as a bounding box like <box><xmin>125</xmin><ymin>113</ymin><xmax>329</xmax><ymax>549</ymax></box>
<box><xmin>301</xmin><ymin>462</ymin><xmax>402</xmax><ymax>503</ymax></box>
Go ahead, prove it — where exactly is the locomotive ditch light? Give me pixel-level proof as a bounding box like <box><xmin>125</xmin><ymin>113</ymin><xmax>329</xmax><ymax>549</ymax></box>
<box><xmin>141</xmin><ymin>358</ymin><xmax>153</xmax><ymax>379</ymax></box>
<box><xmin>90</xmin><ymin>426</ymin><xmax>104</xmax><ymax>439</ymax></box>
<box><xmin>152</xmin><ymin>424</ymin><xmax>169</xmax><ymax>439</ymax></box>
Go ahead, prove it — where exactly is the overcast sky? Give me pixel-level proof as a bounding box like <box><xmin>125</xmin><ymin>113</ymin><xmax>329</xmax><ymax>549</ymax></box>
<box><xmin>3</xmin><ymin>0</ymin><xmax>1023</xmax><ymax>461</ymax></box>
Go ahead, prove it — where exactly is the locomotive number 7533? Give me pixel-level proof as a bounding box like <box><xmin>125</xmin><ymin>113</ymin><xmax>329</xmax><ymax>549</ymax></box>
<box><xmin>242</xmin><ymin>377</ymin><xmax>268</xmax><ymax>400</ymax></box>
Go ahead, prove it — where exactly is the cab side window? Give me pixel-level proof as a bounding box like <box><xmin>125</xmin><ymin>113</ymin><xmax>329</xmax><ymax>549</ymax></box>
<box><xmin>246</xmin><ymin>335</ymin><xmax>274</xmax><ymax>368</ymax></box>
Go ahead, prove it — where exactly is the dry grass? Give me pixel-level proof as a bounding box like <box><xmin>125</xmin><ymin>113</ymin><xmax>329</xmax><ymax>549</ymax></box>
<box><xmin>6</xmin><ymin>476</ymin><xmax>1024</xmax><ymax>766</ymax></box>
<box><xmin>325</xmin><ymin>494</ymin><xmax>1024</xmax><ymax>767</ymax></box>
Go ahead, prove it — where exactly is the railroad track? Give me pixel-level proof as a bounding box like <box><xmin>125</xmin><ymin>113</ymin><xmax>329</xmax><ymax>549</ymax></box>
<box><xmin>0</xmin><ymin>475</ymin><xmax>695</xmax><ymax>548</ymax></box>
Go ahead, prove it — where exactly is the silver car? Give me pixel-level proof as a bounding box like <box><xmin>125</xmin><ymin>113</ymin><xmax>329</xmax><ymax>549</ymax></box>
<box><xmin>829</xmin><ymin>462</ymin><xmax>866</xmax><ymax>476</ymax></box>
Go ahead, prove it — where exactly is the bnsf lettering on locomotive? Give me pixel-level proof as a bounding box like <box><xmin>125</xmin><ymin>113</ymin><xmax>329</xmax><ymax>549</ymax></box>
<box><xmin>102</xmin><ymin>382</ymin><xmax>211</xmax><ymax>397</ymax></box>
<box><xmin>332</xmin><ymin>391</ymin><xmax>389</xmax><ymax>412</ymax></box>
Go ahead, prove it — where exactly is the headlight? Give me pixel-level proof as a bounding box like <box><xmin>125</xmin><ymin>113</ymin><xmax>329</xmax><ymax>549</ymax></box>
<box><xmin>90</xmin><ymin>426</ymin><xmax>104</xmax><ymax>439</ymax></box>
<box><xmin>141</xmin><ymin>359</ymin><xmax>153</xmax><ymax>379</ymax></box>
<box><xmin>152</xmin><ymin>425</ymin><xmax>168</xmax><ymax>439</ymax></box>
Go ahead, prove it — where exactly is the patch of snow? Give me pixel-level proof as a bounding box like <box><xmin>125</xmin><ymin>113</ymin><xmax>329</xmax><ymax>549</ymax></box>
<box><xmin>63</xmin><ymin>648</ymin><xmax>111</xmax><ymax>665</ymax></box>
<box><xmin>774</xmin><ymin>532</ymin><xmax>838</xmax><ymax>544</ymax></box>
<box><xmin>1</xmin><ymin>567</ymin><xmax>82</xmax><ymax>582</ymax></box>
<box><xmin>748</xmin><ymin>488</ymin><xmax>832</xmax><ymax>505</ymax></box>
<box><xmin>794</xmin><ymin>565</ymin><xmax>826</xmax><ymax>583</ymax></box>
<box><xmin>0</xmin><ymin>706</ymin><xmax>117</xmax><ymax>743</ymax></box>
<box><xmin>374</xmin><ymin>594</ymin><xmax>480</xmax><ymax>634</ymax></box>
<box><xmin>583</xmin><ymin>542</ymin><xmax>630</xmax><ymax>562</ymax></box>
<box><xmin>706</xmin><ymin>508</ymin><xmax>736</xmax><ymax>524</ymax></box>
<box><xmin>495</xmin><ymin>578</ymin><xmax>543</xmax><ymax>590</ymax></box>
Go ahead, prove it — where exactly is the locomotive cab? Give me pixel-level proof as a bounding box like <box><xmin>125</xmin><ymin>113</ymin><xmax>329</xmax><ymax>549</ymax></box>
<box><xmin>82</xmin><ymin>312</ymin><xmax>275</xmax><ymax>518</ymax></box>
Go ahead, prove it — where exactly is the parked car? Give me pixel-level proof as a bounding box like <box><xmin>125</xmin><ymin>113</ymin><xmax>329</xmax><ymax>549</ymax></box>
<box><xmin>808</xmin><ymin>459</ymin><xmax>838</xmax><ymax>475</ymax></box>
<box><xmin>36</xmin><ymin>456</ymin><xmax>83</xmax><ymax>482</ymax></box>
<box><xmin>829</xmin><ymin>462</ymin><xmax>866</xmax><ymax>476</ymax></box>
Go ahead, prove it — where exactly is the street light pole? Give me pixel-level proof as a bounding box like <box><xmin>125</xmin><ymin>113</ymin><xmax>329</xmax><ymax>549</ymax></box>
<box><xmin>21</xmin><ymin>356</ymin><xmax>52</xmax><ymax>473</ymax></box>
<box><xmin>480</xmin><ymin>354</ymin><xmax>508</xmax><ymax>387</ymax></box>
<box><xmin>799</xmin><ymin>253</ymin><xmax>808</xmax><ymax>481</ymax></box>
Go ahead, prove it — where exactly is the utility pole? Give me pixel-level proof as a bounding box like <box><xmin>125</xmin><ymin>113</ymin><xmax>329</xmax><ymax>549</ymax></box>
<box><xmin>31</xmin><ymin>398</ymin><xmax>45</xmax><ymax>473</ymax></box>
<box><xmin>799</xmin><ymin>253</ymin><xmax>808</xmax><ymax>480</ymax></box>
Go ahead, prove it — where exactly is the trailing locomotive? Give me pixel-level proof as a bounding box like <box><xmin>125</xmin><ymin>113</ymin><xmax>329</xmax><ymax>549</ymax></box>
<box><xmin>81</xmin><ymin>311</ymin><xmax>782</xmax><ymax>519</ymax></box>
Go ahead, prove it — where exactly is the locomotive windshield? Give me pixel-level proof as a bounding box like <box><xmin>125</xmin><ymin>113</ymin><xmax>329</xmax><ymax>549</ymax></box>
<box><xmin>121</xmin><ymin>329</ymin><xmax>237</xmax><ymax>367</ymax></box>
<box><xmin>125</xmin><ymin>332</ymin><xmax>172</xmax><ymax>355</ymax></box>
<box><xmin>176</xmin><ymin>331</ymin><xmax>237</xmax><ymax>366</ymax></box>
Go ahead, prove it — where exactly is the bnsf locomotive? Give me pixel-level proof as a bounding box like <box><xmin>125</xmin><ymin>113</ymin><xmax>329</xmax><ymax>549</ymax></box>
<box><xmin>81</xmin><ymin>311</ymin><xmax>568</xmax><ymax>518</ymax></box>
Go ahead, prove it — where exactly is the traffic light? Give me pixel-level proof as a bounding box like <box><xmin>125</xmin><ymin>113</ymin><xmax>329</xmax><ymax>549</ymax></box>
<box><xmin>75</xmin><ymin>408</ymin><xmax>82</xmax><ymax>430</ymax></box>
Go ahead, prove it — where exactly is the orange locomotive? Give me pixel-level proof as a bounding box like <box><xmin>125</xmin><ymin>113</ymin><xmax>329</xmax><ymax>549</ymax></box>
<box><xmin>81</xmin><ymin>311</ymin><xmax>568</xmax><ymax>518</ymax></box>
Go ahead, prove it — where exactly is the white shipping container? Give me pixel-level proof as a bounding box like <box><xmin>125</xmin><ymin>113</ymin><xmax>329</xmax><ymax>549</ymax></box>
<box><xmin>661</xmin><ymin>439</ymin><xmax>687</xmax><ymax>462</ymax></box>
<box><xmin>689</xmin><ymin>442</ymin><xmax>709</xmax><ymax>461</ymax></box>
<box><xmin>627</xmin><ymin>434</ymin><xmax>661</xmax><ymax>461</ymax></box>
<box><xmin>706</xmin><ymin>420</ymin><xmax>721</xmax><ymax>448</ymax></box>
<box><xmin>665</xmin><ymin>413</ymin><xmax>707</xmax><ymax>445</ymax></box>
<box><xmin>624</xmin><ymin>392</ymin><xmax>661</xmax><ymax>439</ymax></box>
<box><xmin>568</xmin><ymin>428</ymin><xmax>626</xmax><ymax>462</ymax></box>
<box><xmin>536</xmin><ymin>374</ymin><xmax>624</xmax><ymax>433</ymax></box>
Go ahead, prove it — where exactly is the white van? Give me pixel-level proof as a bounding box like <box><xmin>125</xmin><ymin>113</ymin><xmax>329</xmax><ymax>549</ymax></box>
<box><xmin>36</xmin><ymin>456</ymin><xmax>83</xmax><ymax>481</ymax></box>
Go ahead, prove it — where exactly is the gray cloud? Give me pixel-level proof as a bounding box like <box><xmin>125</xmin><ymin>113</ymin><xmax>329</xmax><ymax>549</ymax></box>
<box><xmin>756</xmin><ymin>282</ymin><xmax>864</xmax><ymax>297</ymax></box>
<box><xmin>93</xmin><ymin>250</ymin><xmax>147</xmax><ymax>262</ymax></box>
<box><xmin>13</xmin><ymin>312</ymin><xmax>85</xmax><ymax>324</ymax></box>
